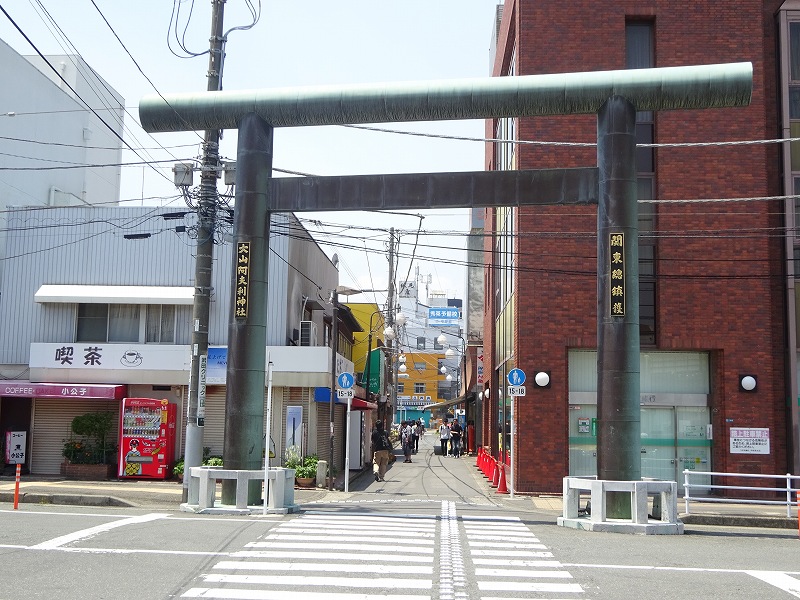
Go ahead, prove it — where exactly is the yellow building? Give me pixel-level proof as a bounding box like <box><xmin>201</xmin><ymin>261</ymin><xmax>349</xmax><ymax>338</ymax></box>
<box><xmin>346</xmin><ymin>302</ymin><xmax>386</xmax><ymax>391</ymax></box>
<box><xmin>397</xmin><ymin>350</ymin><xmax>448</xmax><ymax>423</ymax></box>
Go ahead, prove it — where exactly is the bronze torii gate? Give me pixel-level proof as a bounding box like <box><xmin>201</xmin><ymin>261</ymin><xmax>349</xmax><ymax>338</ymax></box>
<box><xmin>140</xmin><ymin>63</ymin><xmax>752</xmax><ymax>507</ymax></box>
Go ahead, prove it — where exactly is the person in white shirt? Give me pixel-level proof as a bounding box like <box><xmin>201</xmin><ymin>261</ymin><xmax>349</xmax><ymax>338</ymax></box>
<box><xmin>439</xmin><ymin>419</ymin><xmax>451</xmax><ymax>457</ymax></box>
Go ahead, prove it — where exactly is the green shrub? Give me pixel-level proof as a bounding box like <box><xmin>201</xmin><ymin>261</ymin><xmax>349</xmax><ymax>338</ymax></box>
<box><xmin>62</xmin><ymin>411</ymin><xmax>117</xmax><ymax>465</ymax></box>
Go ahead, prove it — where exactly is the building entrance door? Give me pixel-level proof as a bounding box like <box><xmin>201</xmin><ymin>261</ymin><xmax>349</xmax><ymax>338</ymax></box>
<box><xmin>641</xmin><ymin>406</ymin><xmax>711</xmax><ymax>486</ymax></box>
<box><xmin>0</xmin><ymin>396</ymin><xmax>32</xmax><ymax>474</ymax></box>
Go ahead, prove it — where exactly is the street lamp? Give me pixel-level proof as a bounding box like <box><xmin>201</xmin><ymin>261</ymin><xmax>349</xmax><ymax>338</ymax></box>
<box><xmin>363</xmin><ymin>308</ymin><xmax>406</xmax><ymax>426</ymax></box>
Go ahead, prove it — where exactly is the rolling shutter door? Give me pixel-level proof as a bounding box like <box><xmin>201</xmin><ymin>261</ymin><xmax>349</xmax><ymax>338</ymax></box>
<box><xmin>315</xmin><ymin>393</ymin><xmax>330</xmax><ymax>464</ymax></box>
<box><xmin>202</xmin><ymin>386</ymin><xmax>227</xmax><ymax>457</ymax></box>
<box><xmin>31</xmin><ymin>399</ymin><xmax>119</xmax><ymax>475</ymax></box>
<box><xmin>334</xmin><ymin>403</ymin><xmax>346</xmax><ymax>472</ymax></box>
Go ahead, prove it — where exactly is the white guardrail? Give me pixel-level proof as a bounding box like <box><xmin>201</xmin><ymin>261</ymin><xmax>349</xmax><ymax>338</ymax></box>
<box><xmin>683</xmin><ymin>470</ymin><xmax>800</xmax><ymax>517</ymax></box>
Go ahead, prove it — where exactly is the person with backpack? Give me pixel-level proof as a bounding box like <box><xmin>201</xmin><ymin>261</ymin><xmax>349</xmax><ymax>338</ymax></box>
<box><xmin>371</xmin><ymin>420</ymin><xmax>391</xmax><ymax>481</ymax></box>
<box><xmin>439</xmin><ymin>419</ymin><xmax>451</xmax><ymax>457</ymax></box>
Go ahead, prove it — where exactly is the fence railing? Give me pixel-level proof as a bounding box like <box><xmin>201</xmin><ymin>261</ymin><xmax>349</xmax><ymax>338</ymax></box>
<box><xmin>683</xmin><ymin>470</ymin><xmax>799</xmax><ymax>518</ymax></box>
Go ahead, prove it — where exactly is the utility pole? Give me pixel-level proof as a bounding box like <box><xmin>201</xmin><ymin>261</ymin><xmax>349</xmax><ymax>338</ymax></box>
<box><xmin>183</xmin><ymin>0</ymin><xmax>225</xmax><ymax>503</ymax></box>
<box><xmin>328</xmin><ymin>255</ymin><xmax>339</xmax><ymax>491</ymax></box>
<box><xmin>384</xmin><ymin>228</ymin><xmax>396</xmax><ymax>427</ymax></box>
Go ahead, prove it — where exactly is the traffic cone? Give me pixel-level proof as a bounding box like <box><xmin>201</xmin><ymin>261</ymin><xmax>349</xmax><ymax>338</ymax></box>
<box><xmin>496</xmin><ymin>463</ymin><xmax>509</xmax><ymax>494</ymax></box>
<box><xmin>475</xmin><ymin>448</ymin><xmax>483</xmax><ymax>470</ymax></box>
<box><xmin>491</xmin><ymin>459</ymin><xmax>500</xmax><ymax>488</ymax></box>
<box><xmin>481</xmin><ymin>451</ymin><xmax>490</xmax><ymax>478</ymax></box>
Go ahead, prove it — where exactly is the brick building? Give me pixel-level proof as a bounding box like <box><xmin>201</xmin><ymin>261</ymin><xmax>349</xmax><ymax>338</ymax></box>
<box><xmin>482</xmin><ymin>0</ymin><xmax>800</xmax><ymax>493</ymax></box>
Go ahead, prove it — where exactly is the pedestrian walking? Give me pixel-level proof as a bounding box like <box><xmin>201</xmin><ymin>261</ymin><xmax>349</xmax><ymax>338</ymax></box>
<box><xmin>439</xmin><ymin>419</ymin><xmax>451</xmax><ymax>457</ymax></box>
<box><xmin>401</xmin><ymin>421</ymin><xmax>413</xmax><ymax>462</ymax></box>
<box><xmin>371</xmin><ymin>421</ymin><xmax>391</xmax><ymax>481</ymax></box>
<box><xmin>449</xmin><ymin>419</ymin><xmax>462</xmax><ymax>458</ymax></box>
<box><xmin>414</xmin><ymin>420</ymin><xmax>424</xmax><ymax>453</ymax></box>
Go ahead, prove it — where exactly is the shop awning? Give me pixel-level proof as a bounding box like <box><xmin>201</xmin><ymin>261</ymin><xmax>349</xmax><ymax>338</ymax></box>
<box><xmin>314</xmin><ymin>387</ymin><xmax>377</xmax><ymax>410</ymax></box>
<box><xmin>423</xmin><ymin>394</ymin><xmax>468</xmax><ymax>411</ymax></box>
<box><xmin>1</xmin><ymin>380</ymin><xmax>126</xmax><ymax>400</ymax></box>
<box><xmin>34</xmin><ymin>284</ymin><xmax>194</xmax><ymax>305</ymax></box>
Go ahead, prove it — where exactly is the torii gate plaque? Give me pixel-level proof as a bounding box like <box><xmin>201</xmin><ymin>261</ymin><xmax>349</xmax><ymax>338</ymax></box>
<box><xmin>141</xmin><ymin>63</ymin><xmax>752</xmax><ymax>507</ymax></box>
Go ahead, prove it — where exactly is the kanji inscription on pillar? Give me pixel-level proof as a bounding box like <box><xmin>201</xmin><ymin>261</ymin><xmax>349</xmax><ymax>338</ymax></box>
<box><xmin>609</xmin><ymin>233</ymin><xmax>625</xmax><ymax>317</ymax></box>
<box><xmin>235</xmin><ymin>242</ymin><xmax>250</xmax><ymax>319</ymax></box>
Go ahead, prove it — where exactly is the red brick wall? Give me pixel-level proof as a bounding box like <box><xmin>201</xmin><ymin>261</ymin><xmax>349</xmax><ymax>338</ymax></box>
<box><xmin>486</xmin><ymin>0</ymin><xmax>788</xmax><ymax>493</ymax></box>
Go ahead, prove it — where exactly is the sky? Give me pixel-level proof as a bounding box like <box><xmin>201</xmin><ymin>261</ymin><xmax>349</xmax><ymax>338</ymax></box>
<box><xmin>0</xmin><ymin>1</ymin><xmax>502</xmax><ymax>308</ymax></box>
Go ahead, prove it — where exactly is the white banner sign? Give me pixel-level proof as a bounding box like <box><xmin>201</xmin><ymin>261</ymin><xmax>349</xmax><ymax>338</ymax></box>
<box><xmin>729</xmin><ymin>427</ymin><xmax>770</xmax><ymax>454</ymax></box>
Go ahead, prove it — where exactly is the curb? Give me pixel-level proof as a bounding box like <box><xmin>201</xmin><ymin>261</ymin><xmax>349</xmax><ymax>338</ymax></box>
<box><xmin>0</xmin><ymin>491</ymin><xmax>134</xmax><ymax>508</ymax></box>
<box><xmin>680</xmin><ymin>514</ymin><xmax>797</xmax><ymax>530</ymax></box>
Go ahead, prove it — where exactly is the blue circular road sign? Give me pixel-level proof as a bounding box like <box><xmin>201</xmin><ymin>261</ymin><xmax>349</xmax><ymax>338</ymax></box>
<box><xmin>507</xmin><ymin>368</ymin><xmax>526</xmax><ymax>386</ymax></box>
<box><xmin>337</xmin><ymin>372</ymin><xmax>355</xmax><ymax>389</ymax></box>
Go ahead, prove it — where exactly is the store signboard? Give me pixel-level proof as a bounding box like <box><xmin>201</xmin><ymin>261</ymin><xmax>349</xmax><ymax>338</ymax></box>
<box><xmin>428</xmin><ymin>307</ymin><xmax>459</xmax><ymax>326</ymax></box>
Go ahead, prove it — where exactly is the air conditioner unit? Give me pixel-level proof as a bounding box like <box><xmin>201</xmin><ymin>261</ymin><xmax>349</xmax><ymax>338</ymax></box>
<box><xmin>299</xmin><ymin>320</ymin><xmax>318</xmax><ymax>347</ymax></box>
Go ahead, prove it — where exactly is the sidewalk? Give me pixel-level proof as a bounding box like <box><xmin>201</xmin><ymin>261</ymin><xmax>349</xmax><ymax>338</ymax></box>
<box><xmin>2</xmin><ymin>455</ymin><xmax>798</xmax><ymax>530</ymax></box>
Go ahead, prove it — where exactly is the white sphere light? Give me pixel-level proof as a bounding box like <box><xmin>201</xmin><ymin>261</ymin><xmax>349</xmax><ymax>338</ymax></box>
<box><xmin>383</xmin><ymin>327</ymin><xmax>395</xmax><ymax>341</ymax></box>
<box><xmin>445</xmin><ymin>347</ymin><xmax>456</xmax><ymax>358</ymax></box>
<box><xmin>437</xmin><ymin>333</ymin><xmax>447</xmax><ymax>345</ymax></box>
<box><xmin>484</xmin><ymin>388</ymin><xmax>491</xmax><ymax>399</ymax></box>
<box><xmin>535</xmin><ymin>371</ymin><xmax>551</xmax><ymax>387</ymax></box>
<box><xmin>740</xmin><ymin>375</ymin><xmax>756</xmax><ymax>391</ymax></box>
<box><xmin>399</xmin><ymin>354</ymin><xmax>406</xmax><ymax>363</ymax></box>
<box><xmin>395</xmin><ymin>312</ymin><xmax>407</xmax><ymax>326</ymax></box>
<box><xmin>399</xmin><ymin>363</ymin><xmax>407</xmax><ymax>373</ymax></box>
<box><xmin>440</xmin><ymin>366</ymin><xmax>447</xmax><ymax>374</ymax></box>
<box><xmin>446</xmin><ymin>374</ymin><xmax>453</xmax><ymax>381</ymax></box>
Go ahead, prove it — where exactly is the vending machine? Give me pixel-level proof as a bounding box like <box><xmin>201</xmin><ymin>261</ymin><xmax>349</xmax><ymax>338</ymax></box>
<box><xmin>118</xmin><ymin>397</ymin><xmax>176</xmax><ymax>479</ymax></box>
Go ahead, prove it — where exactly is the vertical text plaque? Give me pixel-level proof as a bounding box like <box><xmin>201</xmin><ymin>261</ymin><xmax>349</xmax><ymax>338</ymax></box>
<box><xmin>609</xmin><ymin>233</ymin><xmax>625</xmax><ymax>317</ymax></box>
<box><xmin>235</xmin><ymin>242</ymin><xmax>250</xmax><ymax>319</ymax></box>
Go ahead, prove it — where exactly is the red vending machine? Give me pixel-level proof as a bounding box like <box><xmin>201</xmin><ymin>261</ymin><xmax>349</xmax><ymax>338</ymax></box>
<box><xmin>118</xmin><ymin>397</ymin><xmax>176</xmax><ymax>479</ymax></box>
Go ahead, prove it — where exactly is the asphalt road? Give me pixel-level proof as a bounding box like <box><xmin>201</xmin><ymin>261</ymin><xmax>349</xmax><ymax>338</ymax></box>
<box><xmin>1</xmin><ymin>434</ymin><xmax>798</xmax><ymax>599</ymax></box>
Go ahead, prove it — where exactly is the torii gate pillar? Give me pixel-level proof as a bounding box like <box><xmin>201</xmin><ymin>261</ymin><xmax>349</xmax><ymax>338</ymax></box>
<box><xmin>596</xmin><ymin>96</ymin><xmax>640</xmax><ymax>517</ymax></box>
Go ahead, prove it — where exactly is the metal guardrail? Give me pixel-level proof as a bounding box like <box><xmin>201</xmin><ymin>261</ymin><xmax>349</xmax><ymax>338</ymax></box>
<box><xmin>683</xmin><ymin>470</ymin><xmax>800</xmax><ymax>518</ymax></box>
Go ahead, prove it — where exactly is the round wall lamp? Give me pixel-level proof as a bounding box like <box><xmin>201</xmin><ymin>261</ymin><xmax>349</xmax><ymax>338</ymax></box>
<box><xmin>739</xmin><ymin>374</ymin><xmax>757</xmax><ymax>392</ymax></box>
<box><xmin>484</xmin><ymin>388</ymin><xmax>490</xmax><ymax>399</ymax></box>
<box><xmin>534</xmin><ymin>371</ymin><xmax>551</xmax><ymax>388</ymax></box>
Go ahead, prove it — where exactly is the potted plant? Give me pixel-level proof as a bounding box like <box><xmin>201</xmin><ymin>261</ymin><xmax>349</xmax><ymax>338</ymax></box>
<box><xmin>61</xmin><ymin>411</ymin><xmax>117</xmax><ymax>479</ymax></box>
<box><xmin>285</xmin><ymin>446</ymin><xmax>318</xmax><ymax>487</ymax></box>
<box><xmin>172</xmin><ymin>458</ymin><xmax>185</xmax><ymax>481</ymax></box>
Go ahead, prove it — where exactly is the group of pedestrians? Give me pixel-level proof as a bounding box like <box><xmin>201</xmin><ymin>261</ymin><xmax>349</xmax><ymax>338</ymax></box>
<box><xmin>438</xmin><ymin>418</ymin><xmax>463</xmax><ymax>457</ymax></box>
<box><xmin>371</xmin><ymin>419</ymin><xmax>426</xmax><ymax>481</ymax></box>
<box><xmin>371</xmin><ymin>417</ymin><xmax>467</xmax><ymax>483</ymax></box>
<box><xmin>400</xmin><ymin>419</ymin><xmax>425</xmax><ymax>462</ymax></box>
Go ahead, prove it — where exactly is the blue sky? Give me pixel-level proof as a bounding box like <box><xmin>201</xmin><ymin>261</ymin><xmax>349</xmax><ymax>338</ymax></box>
<box><xmin>0</xmin><ymin>1</ymin><xmax>502</xmax><ymax>305</ymax></box>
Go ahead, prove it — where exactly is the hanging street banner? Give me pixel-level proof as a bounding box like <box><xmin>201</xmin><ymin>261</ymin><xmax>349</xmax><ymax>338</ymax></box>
<box><xmin>363</xmin><ymin>348</ymin><xmax>385</xmax><ymax>394</ymax></box>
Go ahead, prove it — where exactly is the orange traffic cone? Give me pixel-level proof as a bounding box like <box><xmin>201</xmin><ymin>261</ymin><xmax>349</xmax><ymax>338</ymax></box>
<box><xmin>496</xmin><ymin>463</ymin><xmax>509</xmax><ymax>494</ymax></box>
<box><xmin>490</xmin><ymin>459</ymin><xmax>500</xmax><ymax>487</ymax></box>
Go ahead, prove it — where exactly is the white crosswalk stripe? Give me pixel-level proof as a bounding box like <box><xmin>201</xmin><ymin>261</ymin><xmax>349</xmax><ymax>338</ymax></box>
<box><xmin>180</xmin><ymin>509</ymin><xmax>586</xmax><ymax>600</ymax></box>
<box><xmin>181</xmin><ymin>512</ymin><xmax>435</xmax><ymax>600</ymax></box>
<box><xmin>462</xmin><ymin>514</ymin><xmax>585</xmax><ymax>598</ymax></box>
